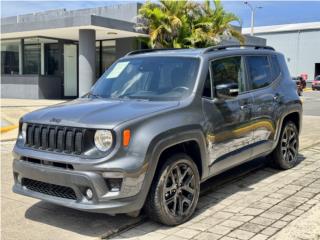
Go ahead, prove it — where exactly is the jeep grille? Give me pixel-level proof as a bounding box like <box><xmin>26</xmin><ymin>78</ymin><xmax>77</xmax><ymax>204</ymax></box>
<box><xmin>25</xmin><ymin>124</ymin><xmax>85</xmax><ymax>154</ymax></box>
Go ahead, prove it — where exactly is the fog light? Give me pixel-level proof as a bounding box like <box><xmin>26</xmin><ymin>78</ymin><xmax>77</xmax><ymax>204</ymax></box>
<box><xmin>105</xmin><ymin>178</ymin><xmax>122</xmax><ymax>192</ymax></box>
<box><xmin>85</xmin><ymin>188</ymin><xmax>93</xmax><ymax>200</ymax></box>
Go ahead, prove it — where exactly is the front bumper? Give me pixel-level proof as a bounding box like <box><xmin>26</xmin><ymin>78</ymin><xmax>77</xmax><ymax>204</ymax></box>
<box><xmin>12</xmin><ymin>155</ymin><xmax>147</xmax><ymax>214</ymax></box>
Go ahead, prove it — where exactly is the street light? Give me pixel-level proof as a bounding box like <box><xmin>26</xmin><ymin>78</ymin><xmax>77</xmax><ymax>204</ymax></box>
<box><xmin>244</xmin><ymin>1</ymin><xmax>262</xmax><ymax>36</ymax></box>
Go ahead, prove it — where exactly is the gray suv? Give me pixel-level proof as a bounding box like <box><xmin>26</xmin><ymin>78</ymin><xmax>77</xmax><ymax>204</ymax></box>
<box><xmin>13</xmin><ymin>45</ymin><xmax>302</xmax><ymax>225</ymax></box>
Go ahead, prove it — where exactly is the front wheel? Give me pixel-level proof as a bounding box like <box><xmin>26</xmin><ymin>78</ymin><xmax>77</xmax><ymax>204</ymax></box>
<box><xmin>270</xmin><ymin>121</ymin><xmax>299</xmax><ymax>169</ymax></box>
<box><xmin>145</xmin><ymin>154</ymin><xmax>200</xmax><ymax>226</ymax></box>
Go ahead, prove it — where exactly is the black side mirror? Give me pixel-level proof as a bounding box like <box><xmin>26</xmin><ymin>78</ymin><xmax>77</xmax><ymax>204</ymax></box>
<box><xmin>216</xmin><ymin>83</ymin><xmax>239</xmax><ymax>99</ymax></box>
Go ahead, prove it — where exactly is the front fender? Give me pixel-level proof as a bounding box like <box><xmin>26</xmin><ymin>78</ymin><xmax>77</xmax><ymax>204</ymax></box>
<box><xmin>135</xmin><ymin>126</ymin><xmax>208</xmax><ymax>209</ymax></box>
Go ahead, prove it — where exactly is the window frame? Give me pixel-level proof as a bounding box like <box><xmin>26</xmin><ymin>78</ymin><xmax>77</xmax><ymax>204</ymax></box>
<box><xmin>201</xmin><ymin>69</ymin><xmax>213</xmax><ymax>99</ymax></box>
<box><xmin>270</xmin><ymin>54</ymin><xmax>282</xmax><ymax>81</ymax></box>
<box><xmin>206</xmin><ymin>55</ymin><xmax>250</xmax><ymax>99</ymax></box>
<box><xmin>23</xmin><ymin>43</ymin><xmax>41</xmax><ymax>75</ymax></box>
<box><xmin>244</xmin><ymin>54</ymin><xmax>282</xmax><ymax>92</ymax></box>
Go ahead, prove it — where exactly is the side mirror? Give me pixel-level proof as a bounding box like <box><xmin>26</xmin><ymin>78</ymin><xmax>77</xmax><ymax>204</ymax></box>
<box><xmin>216</xmin><ymin>83</ymin><xmax>239</xmax><ymax>99</ymax></box>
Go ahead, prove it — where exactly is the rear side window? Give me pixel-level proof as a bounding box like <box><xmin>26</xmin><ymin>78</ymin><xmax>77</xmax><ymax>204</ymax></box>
<box><xmin>271</xmin><ymin>55</ymin><xmax>281</xmax><ymax>80</ymax></box>
<box><xmin>247</xmin><ymin>56</ymin><xmax>272</xmax><ymax>90</ymax></box>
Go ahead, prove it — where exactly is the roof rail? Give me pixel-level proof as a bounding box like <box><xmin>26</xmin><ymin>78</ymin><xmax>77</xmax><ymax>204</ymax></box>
<box><xmin>126</xmin><ymin>48</ymin><xmax>187</xmax><ymax>56</ymax></box>
<box><xmin>203</xmin><ymin>45</ymin><xmax>275</xmax><ymax>54</ymax></box>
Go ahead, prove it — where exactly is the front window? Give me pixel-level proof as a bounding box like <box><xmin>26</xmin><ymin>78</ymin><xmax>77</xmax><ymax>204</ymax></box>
<box><xmin>89</xmin><ymin>57</ymin><xmax>200</xmax><ymax>101</ymax></box>
<box><xmin>315</xmin><ymin>76</ymin><xmax>320</xmax><ymax>81</ymax></box>
<box><xmin>211</xmin><ymin>56</ymin><xmax>246</xmax><ymax>93</ymax></box>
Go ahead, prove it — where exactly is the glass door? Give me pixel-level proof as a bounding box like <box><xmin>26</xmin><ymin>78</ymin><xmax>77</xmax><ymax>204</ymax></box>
<box><xmin>63</xmin><ymin>44</ymin><xmax>77</xmax><ymax>98</ymax></box>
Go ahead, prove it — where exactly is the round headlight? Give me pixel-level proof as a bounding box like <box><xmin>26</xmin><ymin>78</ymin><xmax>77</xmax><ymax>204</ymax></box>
<box><xmin>21</xmin><ymin>123</ymin><xmax>27</xmax><ymax>143</ymax></box>
<box><xmin>94</xmin><ymin>130</ymin><xmax>113</xmax><ymax>151</ymax></box>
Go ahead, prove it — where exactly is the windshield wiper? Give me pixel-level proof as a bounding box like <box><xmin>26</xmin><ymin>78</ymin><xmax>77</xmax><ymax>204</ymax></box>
<box><xmin>117</xmin><ymin>94</ymin><xmax>150</xmax><ymax>101</ymax></box>
<box><xmin>87</xmin><ymin>92</ymin><xmax>102</xmax><ymax>99</ymax></box>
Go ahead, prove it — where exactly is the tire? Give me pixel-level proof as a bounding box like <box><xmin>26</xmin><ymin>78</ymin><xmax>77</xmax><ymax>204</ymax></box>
<box><xmin>145</xmin><ymin>153</ymin><xmax>200</xmax><ymax>226</ymax></box>
<box><xmin>270</xmin><ymin>121</ymin><xmax>299</xmax><ymax>170</ymax></box>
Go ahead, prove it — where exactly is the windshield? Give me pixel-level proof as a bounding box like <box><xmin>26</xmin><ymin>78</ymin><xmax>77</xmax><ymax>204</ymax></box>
<box><xmin>316</xmin><ymin>76</ymin><xmax>320</xmax><ymax>81</ymax></box>
<box><xmin>88</xmin><ymin>57</ymin><xmax>200</xmax><ymax>101</ymax></box>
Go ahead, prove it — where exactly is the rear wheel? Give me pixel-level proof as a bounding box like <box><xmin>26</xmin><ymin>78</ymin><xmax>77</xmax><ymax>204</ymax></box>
<box><xmin>145</xmin><ymin>154</ymin><xmax>200</xmax><ymax>226</ymax></box>
<box><xmin>271</xmin><ymin>121</ymin><xmax>299</xmax><ymax>169</ymax></box>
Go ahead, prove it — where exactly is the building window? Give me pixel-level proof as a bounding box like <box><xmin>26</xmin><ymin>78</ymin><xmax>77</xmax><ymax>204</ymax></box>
<box><xmin>95</xmin><ymin>40</ymin><xmax>116</xmax><ymax>79</ymax></box>
<box><xmin>1</xmin><ymin>40</ymin><xmax>20</xmax><ymax>74</ymax></box>
<box><xmin>101</xmin><ymin>40</ymin><xmax>116</xmax><ymax>72</ymax></box>
<box><xmin>45</xmin><ymin>43</ymin><xmax>60</xmax><ymax>75</ymax></box>
<box><xmin>23</xmin><ymin>37</ymin><xmax>59</xmax><ymax>75</ymax></box>
<box><xmin>23</xmin><ymin>44</ymin><xmax>40</xmax><ymax>74</ymax></box>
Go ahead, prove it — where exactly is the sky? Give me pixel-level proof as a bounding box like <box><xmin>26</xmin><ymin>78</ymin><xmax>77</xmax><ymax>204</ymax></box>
<box><xmin>1</xmin><ymin>0</ymin><xmax>320</xmax><ymax>28</ymax></box>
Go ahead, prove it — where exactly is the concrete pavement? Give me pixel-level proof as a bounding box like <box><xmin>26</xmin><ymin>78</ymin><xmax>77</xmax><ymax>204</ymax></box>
<box><xmin>301</xmin><ymin>90</ymin><xmax>320</xmax><ymax>116</ymax></box>
<box><xmin>0</xmin><ymin>99</ymin><xmax>65</xmax><ymax>141</ymax></box>
<box><xmin>110</xmin><ymin>145</ymin><xmax>320</xmax><ymax>240</ymax></box>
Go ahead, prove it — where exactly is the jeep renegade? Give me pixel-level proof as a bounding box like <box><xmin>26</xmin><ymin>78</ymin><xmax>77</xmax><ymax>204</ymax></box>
<box><xmin>13</xmin><ymin>45</ymin><xmax>302</xmax><ymax>226</ymax></box>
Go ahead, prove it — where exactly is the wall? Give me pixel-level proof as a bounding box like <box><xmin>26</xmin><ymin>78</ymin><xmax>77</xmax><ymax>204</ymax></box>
<box><xmin>116</xmin><ymin>37</ymin><xmax>139</xmax><ymax>58</ymax></box>
<box><xmin>38</xmin><ymin>76</ymin><xmax>62</xmax><ymax>99</ymax></box>
<box><xmin>255</xmin><ymin>30</ymin><xmax>320</xmax><ymax>79</ymax></box>
<box><xmin>1</xmin><ymin>75</ymin><xmax>39</xmax><ymax>99</ymax></box>
<box><xmin>1</xmin><ymin>3</ymin><xmax>140</xmax><ymax>25</ymax></box>
<box><xmin>1</xmin><ymin>75</ymin><xmax>62</xmax><ymax>99</ymax></box>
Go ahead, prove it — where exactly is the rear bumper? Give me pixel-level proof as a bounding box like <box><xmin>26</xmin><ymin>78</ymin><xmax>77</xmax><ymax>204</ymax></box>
<box><xmin>12</xmin><ymin>158</ymin><xmax>146</xmax><ymax>214</ymax></box>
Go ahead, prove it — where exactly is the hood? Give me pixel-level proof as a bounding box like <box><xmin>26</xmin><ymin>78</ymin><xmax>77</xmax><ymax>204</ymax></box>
<box><xmin>23</xmin><ymin>98</ymin><xmax>180</xmax><ymax>129</ymax></box>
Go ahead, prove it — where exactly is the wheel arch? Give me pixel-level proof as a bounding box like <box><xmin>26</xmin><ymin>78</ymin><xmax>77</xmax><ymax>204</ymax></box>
<box><xmin>136</xmin><ymin>127</ymin><xmax>208</xmax><ymax>209</ymax></box>
<box><xmin>273</xmin><ymin>110</ymin><xmax>301</xmax><ymax>150</ymax></box>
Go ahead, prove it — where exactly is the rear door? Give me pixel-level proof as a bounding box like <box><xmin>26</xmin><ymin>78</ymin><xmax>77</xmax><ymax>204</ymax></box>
<box><xmin>245</xmin><ymin>54</ymin><xmax>281</xmax><ymax>156</ymax></box>
<box><xmin>202</xmin><ymin>56</ymin><xmax>255</xmax><ymax>174</ymax></box>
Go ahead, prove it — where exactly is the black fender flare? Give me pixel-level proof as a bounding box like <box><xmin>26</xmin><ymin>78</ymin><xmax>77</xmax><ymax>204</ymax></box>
<box><xmin>136</xmin><ymin>126</ymin><xmax>208</xmax><ymax>208</ymax></box>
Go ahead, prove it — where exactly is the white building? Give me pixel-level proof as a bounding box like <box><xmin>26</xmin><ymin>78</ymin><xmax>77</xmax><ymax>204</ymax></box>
<box><xmin>243</xmin><ymin>22</ymin><xmax>320</xmax><ymax>80</ymax></box>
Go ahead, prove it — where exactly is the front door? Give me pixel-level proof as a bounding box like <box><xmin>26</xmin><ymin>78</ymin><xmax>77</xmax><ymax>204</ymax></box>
<box><xmin>63</xmin><ymin>44</ymin><xmax>78</xmax><ymax>98</ymax></box>
<box><xmin>202</xmin><ymin>56</ymin><xmax>255</xmax><ymax>174</ymax></box>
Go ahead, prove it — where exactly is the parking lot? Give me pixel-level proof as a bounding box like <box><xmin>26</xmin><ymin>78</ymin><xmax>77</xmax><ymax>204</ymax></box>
<box><xmin>1</xmin><ymin>91</ymin><xmax>320</xmax><ymax>240</ymax></box>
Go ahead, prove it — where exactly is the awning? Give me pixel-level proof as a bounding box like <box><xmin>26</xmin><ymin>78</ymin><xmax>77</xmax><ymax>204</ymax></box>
<box><xmin>1</xmin><ymin>14</ymin><xmax>147</xmax><ymax>40</ymax></box>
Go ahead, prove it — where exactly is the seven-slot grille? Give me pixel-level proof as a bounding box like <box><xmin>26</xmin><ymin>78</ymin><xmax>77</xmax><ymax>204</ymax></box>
<box><xmin>26</xmin><ymin>124</ymin><xmax>84</xmax><ymax>154</ymax></box>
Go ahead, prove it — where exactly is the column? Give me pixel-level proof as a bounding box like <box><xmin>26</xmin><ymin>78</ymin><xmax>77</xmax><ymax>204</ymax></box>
<box><xmin>79</xmin><ymin>29</ymin><xmax>96</xmax><ymax>96</ymax></box>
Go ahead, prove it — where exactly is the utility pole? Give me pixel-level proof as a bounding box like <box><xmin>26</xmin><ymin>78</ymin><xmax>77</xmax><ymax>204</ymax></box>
<box><xmin>244</xmin><ymin>1</ymin><xmax>262</xmax><ymax>36</ymax></box>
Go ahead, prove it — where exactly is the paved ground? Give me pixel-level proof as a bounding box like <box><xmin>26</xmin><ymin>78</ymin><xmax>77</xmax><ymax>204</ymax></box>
<box><xmin>110</xmin><ymin>146</ymin><xmax>320</xmax><ymax>240</ymax></box>
<box><xmin>0</xmin><ymin>98</ymin><xmax>65</xmax><ymax>140</ymax></box>
<box><xmin>1</xmin><ymin>93</ymin><xmax>320</xmax><ymax>240</ymax></box>
<box><xmin>301</xmin><ymin>90</ymin><xmax>320</xmax><ymax>116</ymax></box>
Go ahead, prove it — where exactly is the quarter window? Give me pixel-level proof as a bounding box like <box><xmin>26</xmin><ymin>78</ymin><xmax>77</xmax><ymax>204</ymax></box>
<box><xmin>247</xmin><ymin>56</ymin><xmax>272</xmax><ymax>89</ymax></box>
<box><xmin>211</xmin><ymin>56</ymin><xmax>246</xmax><ymax>93</ymax></box>
<box><xmin>202</xmin><ymin>71</ymin><xmax>212</xmax><ymax>98</ymax></box>
<box><xmin>271</xmin><ymin>55</ymin><xmax>281</xmax><ymax>80</ymax></box>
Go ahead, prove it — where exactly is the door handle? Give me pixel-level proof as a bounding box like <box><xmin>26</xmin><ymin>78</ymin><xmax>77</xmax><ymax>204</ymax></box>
<box><xmin>240</xmin><ymin>104</ymin><xmax>249</xmax><ymax>110</ymax></box>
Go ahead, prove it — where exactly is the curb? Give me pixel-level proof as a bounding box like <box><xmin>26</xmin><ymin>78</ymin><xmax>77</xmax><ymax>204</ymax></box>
<box><xmin>0</xmin><ymin>125</ymin><xmax>18</xmax><ymax>133</ymax></box>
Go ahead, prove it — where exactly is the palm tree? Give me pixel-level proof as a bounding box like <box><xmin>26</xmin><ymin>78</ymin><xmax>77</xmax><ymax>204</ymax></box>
<box><xmin>135</xmin><ymin>0</ymin><xmax>244</xmax><ymax>48</ymax></box>
<box><xmin>135</xmin><ymin>0</ymin><xmax>190</xmax><ymax>48</ymax></box>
